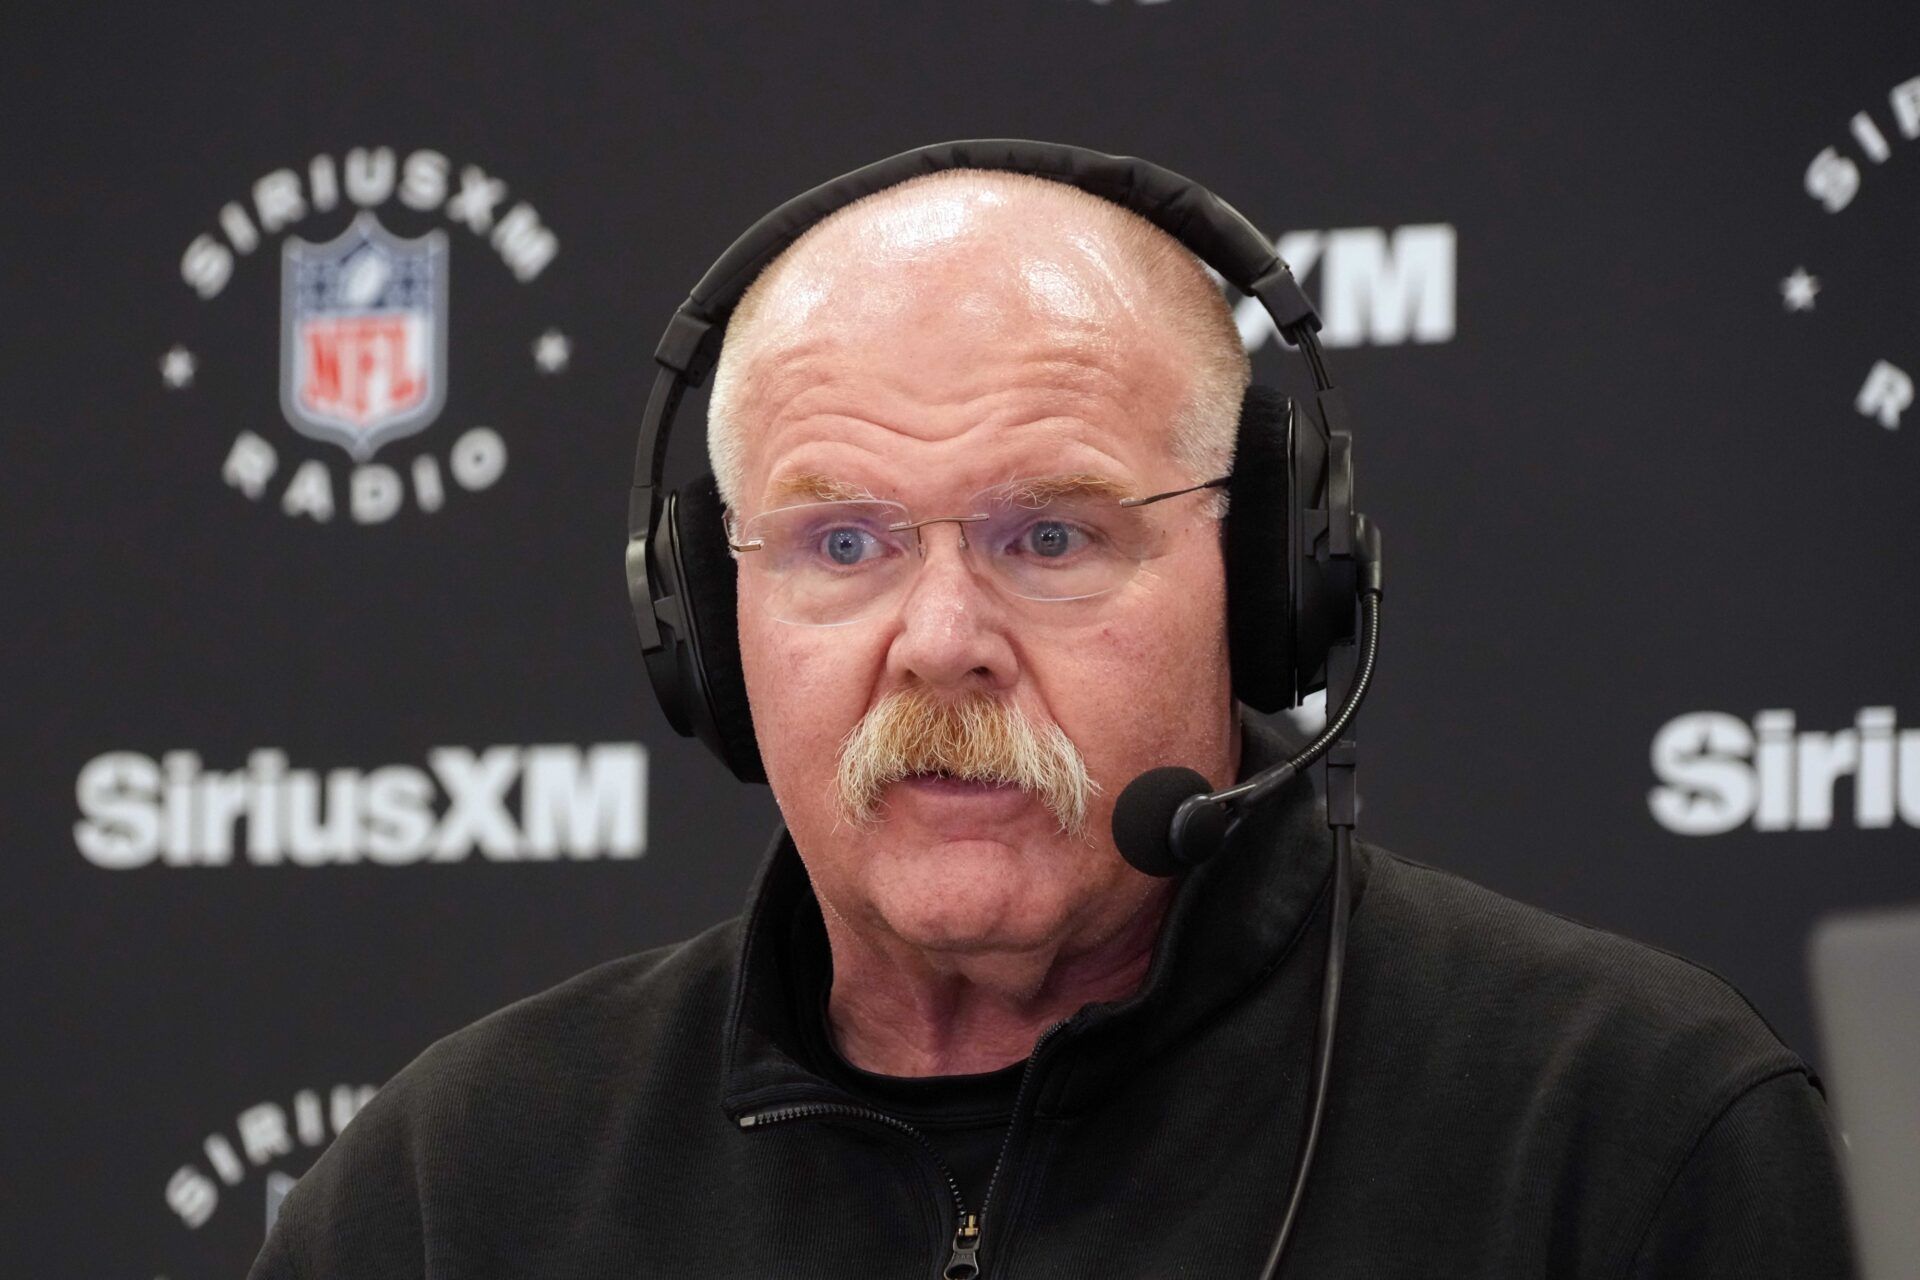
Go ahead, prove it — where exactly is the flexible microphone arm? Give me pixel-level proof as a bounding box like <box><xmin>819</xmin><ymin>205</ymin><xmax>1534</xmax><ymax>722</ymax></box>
<box><xmin>1140</xmin><ymin>514</ymin><xmax>1381</xmax><ymax>869</ymax></box>
<box><xmin>1172</xmin><ymin>584</ymin><xmax>1381</xmax><ymax>850</ymax></box>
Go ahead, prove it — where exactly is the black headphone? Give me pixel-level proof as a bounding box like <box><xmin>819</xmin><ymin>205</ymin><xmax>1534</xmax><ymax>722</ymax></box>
<box><xmin>626</xmin><ymin>139</ymin><xmax>1364</xmax><ymax>785</ymax></box>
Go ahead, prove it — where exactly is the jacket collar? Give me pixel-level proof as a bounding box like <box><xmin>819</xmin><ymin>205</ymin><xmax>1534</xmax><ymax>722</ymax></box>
<box><xmin>719</xmin><ymin>715</ymin><xmax>1354</xmax><ymax>1117</ymax></box>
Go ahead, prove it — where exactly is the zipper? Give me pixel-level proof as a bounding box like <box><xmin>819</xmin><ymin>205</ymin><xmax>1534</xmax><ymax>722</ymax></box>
<box><xmin>739</xmin><ymin>1019</ymin><xmax>1071</xmax><ymax>1280</ymax></box>
<box><xmin>740</xmin><ymin>1100</ymin><xmax>981</xmax><ymax>1275</ymax></box>
<box><xmin>972</xmin><ymin>1018</ymin><xmax>1068</xmax><ymax>1249</ymax></box>
<box><xmin>945</xmin><ymin>1211</ymin><xmax>983</xmax><ymax>1279</ymax></box>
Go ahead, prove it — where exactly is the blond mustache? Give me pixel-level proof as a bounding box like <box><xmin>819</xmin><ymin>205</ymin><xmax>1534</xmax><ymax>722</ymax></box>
<box><xmin>835</xmin><ymin>688</ymin><xmax>1097</xmax><ymax>835</ymax></box>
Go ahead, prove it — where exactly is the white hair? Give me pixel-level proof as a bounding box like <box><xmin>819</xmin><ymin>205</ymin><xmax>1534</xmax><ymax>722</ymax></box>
<box><xmin>706</xmin><ymin>170</ymin><xmax>1250</xmax><ymax>512</ymax></box>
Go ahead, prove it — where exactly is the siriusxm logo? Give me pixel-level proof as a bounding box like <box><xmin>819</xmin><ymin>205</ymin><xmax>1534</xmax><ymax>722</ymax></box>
<box><xmin>164</xmin><ymin>145</ymin><xmax>567</xmax><ymax>525</ymax></box>
<box><xmin>1237</xmin><ymin>224</ymin><xmax>1457</xmax><ymax>351</ymax></box>
<box><xmin>166</xmin><ymin>1084</ymin><xmax>376</xmax><ymax>1231</ymax></box>
<box><xmin>1796</xmin><ymin>73</ymin><xmax>1920</xmax><ymax>431</ymax></box>
<box><xmin>1649</xmin><ymin>708</ymin><xmax>1919</xmax><ymax>835</ymax></box>
<box><xmin>75</xmin><ymin>743</ymin><xmax>646</xmax><ymax>868</ymax></box>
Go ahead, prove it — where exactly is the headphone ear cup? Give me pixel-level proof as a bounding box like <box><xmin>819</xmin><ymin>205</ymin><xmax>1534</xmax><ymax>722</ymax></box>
<box><xmin>1225</xmin><ymin>383</ymin><xmax>1298</xmax><ymax>713</ymax></box>
<box><xmin>666</xmin><ymin>474</ymin><xmax>765</xmax><ymax>783</ymax></box>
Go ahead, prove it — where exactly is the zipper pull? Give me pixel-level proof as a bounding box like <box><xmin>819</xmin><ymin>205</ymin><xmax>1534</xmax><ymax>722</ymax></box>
<box><xmin>943</xmin><ymin>1212</ymin><xmax>982</xmax><ymax>1279</ymax></box>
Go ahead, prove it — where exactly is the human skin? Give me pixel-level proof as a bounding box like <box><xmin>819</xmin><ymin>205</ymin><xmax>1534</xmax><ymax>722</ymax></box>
<box><xmin>730</xmin><ymin>178</ymin><xmax>1240</xmax><ymax>1076</ymax></box>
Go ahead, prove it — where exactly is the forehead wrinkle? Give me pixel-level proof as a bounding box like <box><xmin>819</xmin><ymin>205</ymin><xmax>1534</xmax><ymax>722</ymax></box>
<box><xmin>781</xmin><ymin>346</ymin><xmax>1142</xmax><ymax>425</ymax></box>
<box><xmin>744</xmin><ymin>381</ymin><xmax>1182</xmax><ymax>515</ymax></box>
<box><xmin>724</xmin><ymin>330</ymin><xmax>833</xmax><ymax>430</ymax></box>
<box><xmin>738</xmin><ymin>341</ymin><xmax>1150</xmax><ymax>468</ymax></box>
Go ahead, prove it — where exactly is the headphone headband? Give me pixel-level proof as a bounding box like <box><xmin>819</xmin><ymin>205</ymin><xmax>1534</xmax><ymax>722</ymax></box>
<box><xmin>679</xmin><ymin>140</ymin><xmax>1315</xmax><ymax>361</ymax></box>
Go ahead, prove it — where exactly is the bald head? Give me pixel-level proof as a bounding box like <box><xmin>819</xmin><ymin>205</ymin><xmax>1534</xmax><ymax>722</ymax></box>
<box><xmin>706</xmin><ymin>169</ymin><xmax>1249</xmax><ymax>509</ymax></box>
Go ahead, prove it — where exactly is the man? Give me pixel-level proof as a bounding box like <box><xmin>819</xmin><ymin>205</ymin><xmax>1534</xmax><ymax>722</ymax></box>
<box><xmin>252</xmin><ymin>166</ymin><xmax>1854</xmax><ymax>1278</ymax></box>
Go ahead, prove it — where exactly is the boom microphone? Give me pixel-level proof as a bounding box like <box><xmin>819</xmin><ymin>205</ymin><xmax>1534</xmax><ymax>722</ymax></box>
<box><xmin>1112</xmin><ymin>767</ymin><xmax>1227</xmax><ymax>876</ymax></box>
<box><xmin>1111</xmin><ymin>584</ymin><xmax>1383</xmax><ymax>879</ymax></box>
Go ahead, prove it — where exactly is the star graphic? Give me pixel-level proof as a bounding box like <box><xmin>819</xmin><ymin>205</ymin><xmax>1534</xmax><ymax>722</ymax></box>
<box><xmin>159</xmin><ymin>344</ymin><xmax>197</xmax><ymax>389</ymax></box>
<box><xmin>1780</xmin><ymin>267</ymin><xmax>1820</xmax><ymax>312</ymax></box>
<box><xmin>533</xmin><ymin>328</ymin><xmax>572</xmax><ymax>374</ymax></box>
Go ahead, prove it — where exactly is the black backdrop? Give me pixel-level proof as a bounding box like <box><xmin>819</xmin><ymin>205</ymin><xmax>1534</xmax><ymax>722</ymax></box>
<box><xmin>4</xmin><ymin>4</ymin><xmax>1916</xmax><ymax>1275</ymax></box>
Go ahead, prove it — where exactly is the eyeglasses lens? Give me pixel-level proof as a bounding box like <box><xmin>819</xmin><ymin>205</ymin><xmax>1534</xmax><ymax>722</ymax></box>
<box><xmin>736</xmin><ymin>483</ymin><xmax>1180</xmax><ymax>627</ymax></box>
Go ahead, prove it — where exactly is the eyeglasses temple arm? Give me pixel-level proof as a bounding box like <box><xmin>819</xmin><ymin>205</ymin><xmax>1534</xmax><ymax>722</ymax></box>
<box><xmin>1117</xmin><ymin>474</ymin><xmax>1232</xmax><ymax>509</ymax></box>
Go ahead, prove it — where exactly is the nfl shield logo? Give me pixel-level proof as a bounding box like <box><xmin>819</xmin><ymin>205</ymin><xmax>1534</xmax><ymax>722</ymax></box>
<box><xmin>280</xmin><ymin>213</ymin><xmax>449</xmax><ymax>460</ymax></box>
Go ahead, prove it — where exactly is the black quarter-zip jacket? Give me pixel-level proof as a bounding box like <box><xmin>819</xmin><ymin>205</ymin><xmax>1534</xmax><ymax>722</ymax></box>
<box><xmin>251</xmin><ymin>723</ymin><xmax>1854</xmax><ymax>1279</ymax></box>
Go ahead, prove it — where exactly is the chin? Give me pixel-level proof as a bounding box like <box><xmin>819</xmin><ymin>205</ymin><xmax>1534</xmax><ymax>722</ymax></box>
<box><xmin>884</xmin><ymin>908</ymin><xmax>1062</xmax><ymax>958</ymax></box>
<box><xmin>865</xmin><ymin>842</ymin><xmax>1073</xmax><ymax>954</ymax></box>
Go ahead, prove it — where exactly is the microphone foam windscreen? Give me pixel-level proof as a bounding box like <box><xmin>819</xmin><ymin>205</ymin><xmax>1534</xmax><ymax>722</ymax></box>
<box><xmin>1112</xmin><ymin>766</ymin><xmax>1214</xmax><ymax>877</ymax></box>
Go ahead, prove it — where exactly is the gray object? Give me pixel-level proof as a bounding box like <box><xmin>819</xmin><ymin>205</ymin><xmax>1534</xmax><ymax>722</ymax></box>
<box><xmin>1810</xmin><ymin>904</ymin><xmax>1920</xmax><ymax>1280</ymax></box>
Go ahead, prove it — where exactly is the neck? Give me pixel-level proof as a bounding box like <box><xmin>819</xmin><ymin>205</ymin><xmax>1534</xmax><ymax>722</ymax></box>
<box><xmin>820</xmin><ymin>880</ymin><xmax>1175</xmax><ymax>1077</ymax></box>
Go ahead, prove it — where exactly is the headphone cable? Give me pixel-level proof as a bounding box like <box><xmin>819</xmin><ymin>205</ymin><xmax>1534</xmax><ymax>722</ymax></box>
<box><xmin>1259</xmin><ymin>589</ymin><xmax>1377</xmax><ymax>1279</ymax></box>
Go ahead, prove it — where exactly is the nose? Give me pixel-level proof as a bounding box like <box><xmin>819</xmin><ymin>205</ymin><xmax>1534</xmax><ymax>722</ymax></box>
<box><xmin>885</xmin><ymin>522</ymin><xmax>1019</xmax><ymax>693</ymax></box>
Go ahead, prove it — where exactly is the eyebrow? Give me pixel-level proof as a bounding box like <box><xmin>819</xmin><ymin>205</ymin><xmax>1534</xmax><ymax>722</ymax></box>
<box><xmin>765</xmin><ymin>472</ymin><xmax>878</xmax><ymax>504</ymax></box>
<box><xmin>997</xmin><ymin>473</ymin><xmax>1135</xmax><ymax>505</ymax></box>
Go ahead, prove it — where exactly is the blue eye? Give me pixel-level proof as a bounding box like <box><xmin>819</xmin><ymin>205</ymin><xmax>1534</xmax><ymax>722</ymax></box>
<box><xmin>819</xmin><ymin>526</ymin><xmax>880</xmax><ymax>566</ymax></box>
<box><xmin>1022</xmin><ymin>519</ymin><xmax>1082</xmax><ymax>559</ymax></box>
